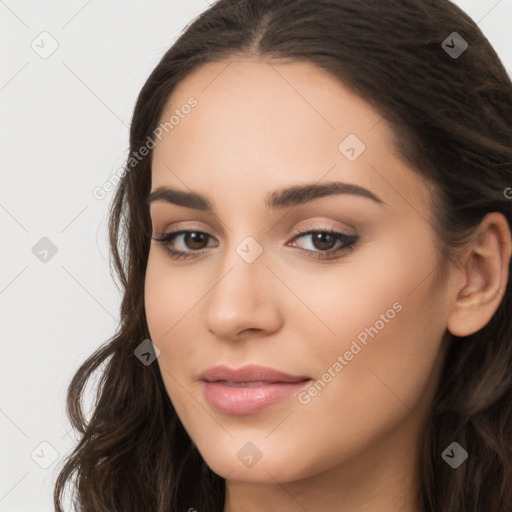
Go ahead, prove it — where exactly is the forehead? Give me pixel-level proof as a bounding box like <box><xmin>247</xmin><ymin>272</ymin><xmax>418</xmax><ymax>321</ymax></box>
<box><xmin>151</xmin><ymin>57</ymin><xmax>433</xmax><ymax>216</ymax></box>
<box><xmin>155</xmin><ymin>56</ymin><xmax>387</xmax><ymax>158</ymax></box>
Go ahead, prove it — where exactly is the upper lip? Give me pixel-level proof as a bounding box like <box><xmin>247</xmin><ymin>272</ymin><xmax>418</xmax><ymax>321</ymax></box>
<box><xmin>200</xmin><ymin>364</ymin><xmax>311</xmax><ymax>383</ymax></box>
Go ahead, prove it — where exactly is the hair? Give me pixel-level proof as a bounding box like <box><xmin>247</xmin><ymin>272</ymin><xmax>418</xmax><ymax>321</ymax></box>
<box><xmin>53</xmin><ymin>0</ymin><xmax>512</xmax><ymax>510</ymax></box>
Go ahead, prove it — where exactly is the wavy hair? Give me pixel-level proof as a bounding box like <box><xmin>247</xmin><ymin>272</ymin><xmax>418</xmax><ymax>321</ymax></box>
<box><xmin>54</xmin><ymin>0</ymin><xmax>512</xmax><ymax>510</ymax></box>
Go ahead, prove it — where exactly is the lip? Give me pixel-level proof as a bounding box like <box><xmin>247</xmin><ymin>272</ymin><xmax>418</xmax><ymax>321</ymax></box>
<box><xmin>200</xmin><ymin>364</ymin><xmax>312</xmax><ymax>415</ymax></box>
<box><xmin>200</xmin><ymin>364</ymin><xmax>310</xmax><ymax>383</ymax></box>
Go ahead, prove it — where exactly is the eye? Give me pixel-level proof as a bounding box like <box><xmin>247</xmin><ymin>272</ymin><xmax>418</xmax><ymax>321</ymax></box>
<box><xmin>287</xmin><ymin>228</ymin><xmax>358</xmax><ymax>260</ymax></box>
<box><xmin>152</xmin><ymin>227</ymin><xmax>359</xmax><ymax>261</ymax></box>
<box><xmin>153</xmin><ymin>230</ymin><xmax>217</xmax><ymax>260</ymax></box>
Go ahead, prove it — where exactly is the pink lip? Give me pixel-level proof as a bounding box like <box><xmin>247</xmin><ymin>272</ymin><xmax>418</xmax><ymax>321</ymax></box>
<box><xmin>200</xmin><ymin>364</ymin><xmax>312</xmax><ymax>415</ymax></box>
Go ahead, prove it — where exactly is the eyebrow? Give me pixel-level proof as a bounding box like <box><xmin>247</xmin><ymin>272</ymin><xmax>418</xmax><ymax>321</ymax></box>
<box><xmin>146</xmin><ymin>181</ymin><xmax>385</xmax><ymax>211</ymax></box>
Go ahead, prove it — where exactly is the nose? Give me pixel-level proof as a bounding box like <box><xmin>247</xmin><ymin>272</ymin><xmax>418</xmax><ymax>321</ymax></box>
<box><xmin>204</xmin><ymin>250</ymin><xmax>282</xmax><ymax>341</ymax></box>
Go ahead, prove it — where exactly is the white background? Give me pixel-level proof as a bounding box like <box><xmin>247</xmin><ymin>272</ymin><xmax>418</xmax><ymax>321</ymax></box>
<box><xmin>0</xmin><ymin>0</ymin><xmax>511</xmax><ymax>510</ymax></box>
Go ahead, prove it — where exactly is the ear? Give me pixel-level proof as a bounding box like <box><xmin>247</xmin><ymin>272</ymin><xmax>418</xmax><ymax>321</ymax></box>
<box><xmin>447</xmin><ymin>212</ymin><xmax>512</xmax><ymax>337</ymax></box>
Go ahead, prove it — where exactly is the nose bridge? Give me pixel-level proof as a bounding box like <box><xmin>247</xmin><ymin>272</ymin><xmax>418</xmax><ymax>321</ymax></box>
<box><xmin>209</xmin><ymin>235</ymin><xmax>267</xmax><ymax>311</ymax></box>
<box><xmin>204</xmin><ymin>233</ymin><xmax>280</xmax><ymax>339</ymax></box>
<box><xmin>214</xmin><ymin>224</ymin><xmax>268</xmax><ymax>292</ymax></box>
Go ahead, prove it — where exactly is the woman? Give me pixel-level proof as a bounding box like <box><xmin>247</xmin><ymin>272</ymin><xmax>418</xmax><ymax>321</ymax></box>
<box><xmin>54</xmin><ymin>0</ymin><xmax>512</xmax><ymax>510</ymax></box>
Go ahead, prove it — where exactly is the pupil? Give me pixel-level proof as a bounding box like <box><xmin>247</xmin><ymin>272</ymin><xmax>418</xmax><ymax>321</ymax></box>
<box><xmin>186</xmin><ymin>232</ymin><xmax>207</xmax><ymax>249</ymax></box>
<box><xmin>313</xmin><ymin>232</ymin><xmax>336</xmax><ymax>251</ymax></box>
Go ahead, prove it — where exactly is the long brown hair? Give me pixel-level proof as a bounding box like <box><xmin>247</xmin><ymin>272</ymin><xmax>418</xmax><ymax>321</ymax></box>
<box><xmin>54</xmin><ymin>1</ymin><xmax>512</xmax><ymax>510</ymax></box>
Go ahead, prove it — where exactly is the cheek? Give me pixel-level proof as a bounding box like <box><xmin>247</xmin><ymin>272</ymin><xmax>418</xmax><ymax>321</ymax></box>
<box><xmin>144</xmin><ymin>252</ymin><xmax>193</xmax><ymax>371</ymax></box>
<box><xmin>289</xmin><ymin>224</ymin><xmax>443</xmax><ymax>356</ymax></box>
<box><xmin>144</xmin><ymin>255</ymin><xmax>200</xmax><ymax>419</ymax></box>
<box><xmin>144</xmin><ymin>249</ymin><xmax>213</xmax><ymax>392</ymax></box>
<box><xmin>144</xmin><ymin>254</ymin><xmax>170</xmax><ymax>338</ymax></box>
<box><xmin>144</xmin><ymin>250</ymin><xmax>198</xmax><ymax>337</ymax></box>
<box><xmin>298</xmin><ymin>230</ymin><xmax>447</xmax><ymax>439</ymax></box>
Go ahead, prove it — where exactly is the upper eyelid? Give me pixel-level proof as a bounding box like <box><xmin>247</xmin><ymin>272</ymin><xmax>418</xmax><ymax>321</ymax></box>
<box><xmin>155</xmin><ymin>228</ymin><xmax>358</xmax><ymax>264</ymax></box>
<box><xmin>153</xmin><ymin>216</ymin><xmax>355</xmax><ymax>235</ymax></box>
<box><xmin>158</xmin><ymin>224</ymin><xmax>353</xmax><ymax>237</ymax></box>
<box><xmin>157</xmin><ymin>225</ymin><xmax>356</xmax><ymax>246</ymax></box>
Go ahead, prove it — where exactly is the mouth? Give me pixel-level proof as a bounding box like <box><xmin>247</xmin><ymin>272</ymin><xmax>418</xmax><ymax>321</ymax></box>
<box><xmin>213</xmin><ymin>380</ymin><xmax>286</xmax><ymax>387</ymax></box>
<box><xmin>200</xmin><ymin>365</ymin><xmax>312</xmax><ymax>415</ymax></box>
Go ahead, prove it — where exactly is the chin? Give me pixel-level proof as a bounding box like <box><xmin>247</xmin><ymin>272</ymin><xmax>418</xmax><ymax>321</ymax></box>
<box><xmin>199</xmin><ymin>444</ymin><xmax>316</xmax><ymax>484</ymax></box>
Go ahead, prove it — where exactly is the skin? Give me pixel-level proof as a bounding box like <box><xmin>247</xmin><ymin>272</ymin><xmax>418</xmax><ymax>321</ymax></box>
<box><xmin>144</xmin><ymin>57</ymin><xmax>511</xmax><ymax>512</ymax></box>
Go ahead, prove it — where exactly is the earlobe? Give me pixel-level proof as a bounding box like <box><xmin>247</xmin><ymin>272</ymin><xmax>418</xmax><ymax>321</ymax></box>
<box><xmin>447</xmin><ymin>212</ymin><xmax>512</xmax><ymax>338</ymax></box>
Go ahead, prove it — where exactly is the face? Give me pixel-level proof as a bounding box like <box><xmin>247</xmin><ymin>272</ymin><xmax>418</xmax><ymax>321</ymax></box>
<box><xmin>144</xmin><ymin>57</ymin><xmax>453</xmax><ymax>485</ymax></box>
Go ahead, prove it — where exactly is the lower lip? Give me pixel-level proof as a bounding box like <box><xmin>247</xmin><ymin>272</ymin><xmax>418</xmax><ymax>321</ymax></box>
<box><xmin>202</xmin><ymin>380</ymin><xmax>311</xmax><ymax>415</ymax></box>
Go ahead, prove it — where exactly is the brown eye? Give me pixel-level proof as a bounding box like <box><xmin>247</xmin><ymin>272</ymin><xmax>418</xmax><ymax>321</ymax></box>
<box><xmin>309</xmin><ymin>232</ymin><xmax>338</xmax><ymax>251</ymax></box>
<box><xmin>152</xmin><ymin>230</ymin><xmax>218</xmax><ymax>260</ymax></box>
<box><xmin>153</xmin><ymin>228</ymin><xmax>358</xmax><ymax>262</ymax></box>
<box><xmin>288</xmin><ymin>229</ymin><xmax>359</xmax><ymax>260</ymax></box>
<box><xmin>183</xmin><ymin>231</ymin><xmax>210</xmax><ymax>250</ymax></box>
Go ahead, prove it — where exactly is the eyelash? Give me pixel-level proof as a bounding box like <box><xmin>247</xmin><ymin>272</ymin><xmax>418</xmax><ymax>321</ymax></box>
<box><xmin>153</xmin><ymin>226</ymin><xmax>358</xmax><ymax>261</ymax></box>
